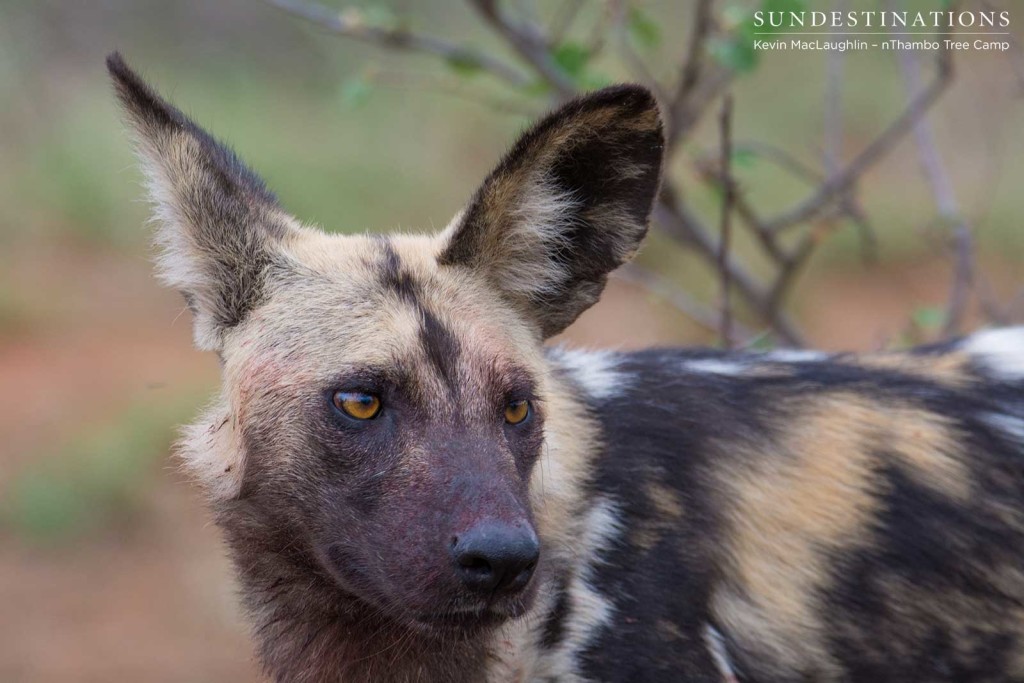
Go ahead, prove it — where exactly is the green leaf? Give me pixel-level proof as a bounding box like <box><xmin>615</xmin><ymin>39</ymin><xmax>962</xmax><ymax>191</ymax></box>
<box><xmin>912</xmin><ymin>306</ymin><xmax>945</xmax><ymax>330</ymax></box>
<box><xmin>445</xmin><ymin>53</ymin><xmax>484</xmax><ymax>77</ymax></box>
<box><xmin>340</xmin><ymin>76</ymin><xmax>373</xmax><ymax>109</ymax></box>
<box><xmin>520</xmin><ymin>79</ymin><xmax>554</xmax><ymax>98</ymax></box>
<box><xmin>731</xmin><ymin>148</ymin><xmax>757</xmax><ymax>168</ymax></box>
<box><xmin>579</xmin><ymin>70</ymin><xmax>615</xmax><ymax>90</ymax></box>
<box><xmin>710</xmin><ymin>2</ymin><xmax>762</xmax><ymax>73</ymax></box>
<box><xmin>6</xmin><ymin>473</ymin><xmax>89</xmax><ymax>540</ymax></box>
<box><xmin>552</xmin><ymin>41</ymin><xmax>591</xmax><ymax>79</ymax></box>
<box><xmin>761</xmin><ymin>0</ymin><xmax>806</xmax><ymax>16</ymax></box>
<box><xmin>711</xmin><ymin>34</ymin><xmax>758</xmax><ymax>73</ymax></box>
<box><xmin>628</xmin><ymin>7</ymin><xmax>661</xmax><ymax>49</ymax></box>
<box><xmin>747</xmin><ymin>331</ymin><xmax>776</xmax><ymax>350</ymax></box>
<box><xmin>361</xmin><ymin>4</ymin><xmax>398</xmax><ymax>29</ymax></box>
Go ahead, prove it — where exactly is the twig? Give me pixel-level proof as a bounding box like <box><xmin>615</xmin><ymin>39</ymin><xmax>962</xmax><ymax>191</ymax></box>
<box><xmin>717</xmin><ymin>95</ymin><xmax>736</xmax><ymax>349</ymax></box>
<box><xmin>692</xmin><ymin>154</ymin><xmax>786</xmax><ymax>265</ymax></box>
<box><xmin>818</xmin><ymin>3</ymin><xmax>879</xmax><ymax>264</ymax></box>
<box><xmin>468</xmin><ymin>0</ymin><xmax>578</xmax><ymax>100</ymax></box>
<box><xmin>822</xmin><ymin>0</ymin><xmax>847</xmax><ymax>181</ymax></box>
<box><xmin>616</xmin><ymin>264</ymin><xmax>751</xmax><ymax>339</ymax></box>
<box><xmin>669</xmin><ymin>68</ymin><xmax>735</xmax><ymax>152</ymax></box>
<box><xmin>610</xmin><ymin>1</ymin><xmax>671</xmax><ymax>104</ymax></box>
<box><xmin>584</xmin><ymin>0</ymin><xmax>620</xmax><ymax>59</ymax></box>
<box><xmin>768</xmin><ymin>226</ymin><xmax>826</xmax><ymax>312</ymax></box>
<box><xmin>735</xmin><ymin>141</ymin><xmax>821</xmax><ymax>184</ymax></box>
<box><xmin>889</xmin><ymin>0</ymin><xmax>973</xmax><ymax>337</ymax></box>
<box><xmin>366</xmin><ymin>71</ymin><xmax>541</xmax><ymax>116</ymax></box>
<box><xmin>266</xmin><ymin>0</ymin><xmax>532</xmax><ymax>87</ymax></box>
<box><xmin>764</xmin><ymin>42</ymin><xmax>954</xmax><ymax>234</ymax></box>
<box><xmin>975</xmin><ymin>273</ymin><xmax>1012</xmax><ymax>326</ymax></box>
<box><xmin>654</xmin><ymin>187</ymin><xmax>806</xmax><ymax>347</ymax></box>
<box><xmin>732</xmin><ymin>141</ymin><xmax>879</xmax><ymax>263</ymax></box>
<box><xmin>550</xmin><ymin>0</ymin><xmax>586</xmax><ymax>45</ymax></box>
<box><xmin>667</xmin><ymin>0</ymin><xmax>716</xmax><ymax>150</ymax></box>
<box><xmin>285</xmin><ymin>0</ymin><xmax>806</xmax><ymax>345</ymax></box>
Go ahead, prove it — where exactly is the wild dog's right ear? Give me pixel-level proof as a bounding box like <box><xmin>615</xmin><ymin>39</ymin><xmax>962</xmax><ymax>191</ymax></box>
<box><xmin>107</xmin><ymin>52</ymin><xmax>297</xmax><ymax>351</ymax></box>
<box><xmin>439</xmin><ymin>85</ymin><xmax>664</xmax><ymax>338</ymax></box>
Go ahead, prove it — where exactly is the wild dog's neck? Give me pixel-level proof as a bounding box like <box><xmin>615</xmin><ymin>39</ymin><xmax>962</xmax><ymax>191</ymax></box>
<box><xmin>217</xmin><ymin>503</ymin><xmax>491</xmax><ymax>683</ymax></box>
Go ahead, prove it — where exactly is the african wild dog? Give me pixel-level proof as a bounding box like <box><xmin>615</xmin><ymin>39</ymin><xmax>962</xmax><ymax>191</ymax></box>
<box><xmin>107</xmin><ymin>52</ymin><xmax>1024</xmax><ymax>682</ymax></box>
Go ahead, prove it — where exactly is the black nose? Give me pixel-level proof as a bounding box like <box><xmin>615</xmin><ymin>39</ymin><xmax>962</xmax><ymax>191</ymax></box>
<box><xmin>452</xmin><ymin>522</ymin><xmax>539</xmax><ymax>596</ymax></box>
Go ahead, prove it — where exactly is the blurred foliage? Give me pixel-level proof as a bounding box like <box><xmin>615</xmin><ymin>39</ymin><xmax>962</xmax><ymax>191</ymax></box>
<box><xmin>1</xmin><ymin>393</ymin><xmax>202</xmax><ymax>543</ymax></box>
<box><xmin>712</xmin><ymin>0</ymin><xmax>806</xmax><ymax>73</ymax></box>
<box><xmin>0</xmin><ymin>0</ymin><xmax>1017</xmax><ymax>268</ymax></box>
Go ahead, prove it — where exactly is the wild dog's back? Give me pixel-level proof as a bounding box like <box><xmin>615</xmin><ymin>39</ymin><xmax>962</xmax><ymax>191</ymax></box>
<box><xmin>546</xmin><ymin>330</ymin><xmax>1024</xmax><ymax>682</ymax></box>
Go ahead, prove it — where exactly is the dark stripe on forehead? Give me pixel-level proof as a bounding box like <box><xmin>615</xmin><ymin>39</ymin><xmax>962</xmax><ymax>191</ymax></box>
<box><xmin>372</xmin><ymin>237</ymin><xmax>462</xmax><ymax>392</ymax></box>
<box><xmin>419</xmin><ymin>305</ymin><xmax>462</xmax><ymax>395</ymax></box>
<box><xmin>374</xmin><ymin>236</ymin><xmax>420</xmax><ymax>306</ymax></box>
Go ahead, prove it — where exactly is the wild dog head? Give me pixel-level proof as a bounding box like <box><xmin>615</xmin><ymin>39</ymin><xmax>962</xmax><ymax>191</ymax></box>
<box><xmin>108</xmin><ymin>53</ymin><xmax>663</xmax><ymax>637</ymax></box>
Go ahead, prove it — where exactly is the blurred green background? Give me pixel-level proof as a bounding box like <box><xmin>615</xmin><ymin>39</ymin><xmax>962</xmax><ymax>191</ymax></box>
<box><xmin>0</xmin><ymin>0</ymin><xmax>1020</xmax><ymax>680</ymax></box>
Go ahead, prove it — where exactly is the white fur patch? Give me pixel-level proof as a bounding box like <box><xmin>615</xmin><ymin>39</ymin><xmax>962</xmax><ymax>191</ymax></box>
<box><xmin>706</xmin><ymin>624</ymin><xmax>739</xmax><ymax>683</ymax></box>
<box><xmin>963</xmin><ymin>327</ymin><xmax>1024</xmax><ymax>380</ymax></box>
<box><xmin>132</xmin><ymin>139</ymin><xmax>224</xmax><ymax>351</ymax></box>
<box><xmin>548</xmin><ymin>347</ymin><xmax>629</xmax><ymax>400</ymax></box>
<box><xmin>982</xmin><ymin>412</ymin><xmax>1024</xmax><ymax>445</ymax></box>
<box><xmin>536</xmin><ymin>497</ymin><xmax>622</xmax><ymax>682</ymax></box>
<box><xmin>683</xmin><ymin>358</ymin><xmax>750</xmax><ymax>377</ymax></box>
<box><xmin>178</xmin><ymin>399</ymin><xmax>244</xmax><ymax>500</ymax></box>
<box><xmin>765</xmin><ymin>349</ymin><xmax>829</xmax><ymax>363</ymax></box>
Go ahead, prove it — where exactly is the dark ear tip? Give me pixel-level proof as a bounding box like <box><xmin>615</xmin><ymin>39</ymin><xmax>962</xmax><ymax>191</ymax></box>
<box><xmin>565</xmin><ymin>84</ymin><xmax>664</xmax><ymax>140</ymax></box>
<box><xmin>105</xmin><ymin>51</ymin><xmax>141</xmax><ymax>94</ymax></box>
<box><xmin>578</xmin><ymin>83</ymin><xmax>660</xmax><ymax>115</ymax></box>
<box><xmin>105</xmin><ymin>51</ymin><xmax>127</xmax><ymax>76</ymax></box>
<box><xmin>105</xmin><ymin>51</ymin><xmax>180</xmax><ymax>131</ymax></box>
<box><xmin>589</xmin><ymin>83</ymin><xmax>658</xmax><ymax>104</ymax></box>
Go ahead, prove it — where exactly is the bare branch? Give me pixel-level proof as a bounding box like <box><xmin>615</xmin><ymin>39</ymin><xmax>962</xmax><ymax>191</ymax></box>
<box><xmin>732</xmin><ymin>141</ymin><xmax>879</xmax><ymax>263</ymax></box>
<box><xmin>818</xmin><ymin>4</ymin><xmax>879</xmax><ymax>265</ymax></box>
<box><xmin>280</xmin><ymin>0</ymin><xmax>811</xmax><ymax>346</ymax></box>
<box><xmin>616</xmin><ymin>264</ymin><xmax>751</xmax><ymax>339</ymax></box>
<box><xmin>889</xmin><ymin>1</ymin><xmax>973</xmax><ymax>337</ymax></box>
<box><xmin>767</xmin><ymin>227</ymin><xmax>826</xmax><ymax>312</ymax></box>
<box><xmin>583</xmin><ymin>0</ymin><xmax>621</xmax><ymax>60</ymax></box>
<box><xmin>550</xmin><ymin>0</ymin><xmax>586</xmax><ymax>45</ymax></box>
<box><xmin>975</xmin><ymin>273</ymin><xmax>1013</xmax><ymax>326</ymax></box>
<box><xmin>693</xmin><ymin>153</ymin><xmax>786</xmax><ymax>265</ymax></box>
<box><xmin>658</xmin><ymin>0</ymin><xmax>741</xmax><ymax>154</ymax></box>
<box><xmin>666</xmin><ymin>0</ymin><xmax>716</xmax><ymax>149</ymax></box>
<box><xmin>717</xmin><ymin>96</ymin><xmax>736</xmax><ymax>348</ymax></box>
<box><xmin>672</xmin><ymin>0</ymin><xmax>713</xmax><ymax>108</ymax></box>
<box><xmin>468</xmin><ymin>0</ymin><xmax>578</xmax><ymax>99</ymax></box>
<box><xmin>735</xmin><ymin>141</ymin><xmax>821</xmax><ymax>185</ymax></box>
<box><xmin>367</xmin><ymin>71</ymin><xmax>541</xmax><ymax>116</ymax></box>
<box><xmin>267</xmin><ymin>0</ymin><xmax>533</xmax><ymax>87</ymax></box>
<box><xmin>610</xmin><ymin>1</ymin><xmax>671</xmax><ymax>103</ymax></box>
<box><xmin>764</xmin><ymin>44</ymin><xmax>954</xmax><ymax>234</ymax></box>
<box><xmin>822</xmin><ymin>0</ymin><xmax>847</xmax><ymax>180</ymax></box>
<box><xmin>654</xmin><ymin>187</ymin><xmax>806</xmax><ymax>347</ymax></box>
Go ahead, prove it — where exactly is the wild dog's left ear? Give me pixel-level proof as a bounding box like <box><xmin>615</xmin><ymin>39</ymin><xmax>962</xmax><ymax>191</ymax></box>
<box><xmin>439</xmin><ymin>85</ymin><xmax>664</xmax><ymax>338</ymax></box>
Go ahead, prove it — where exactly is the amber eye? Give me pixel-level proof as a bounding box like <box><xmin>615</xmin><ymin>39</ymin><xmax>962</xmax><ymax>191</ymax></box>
<box><xmin>504</xmin><ymin>399</ymin><xmax>531</xmax><ymax>425</ymax></box>
<box><xmin>333</xmin><ymin>391</ymin><xmax>382</xmax><ymax>420</ymax></box>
